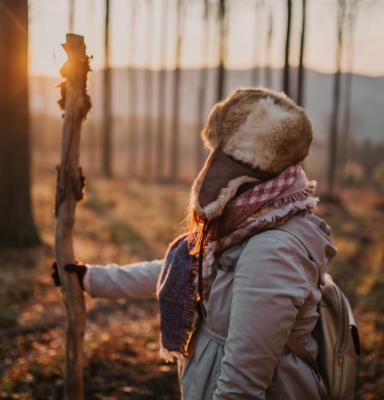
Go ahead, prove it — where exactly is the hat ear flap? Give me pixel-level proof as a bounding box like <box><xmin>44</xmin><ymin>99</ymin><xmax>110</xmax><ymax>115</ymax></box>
<box><xmin>201</xmin><ymin>102</ymin><xmax>223</xmax><ymax>150</ymax></box>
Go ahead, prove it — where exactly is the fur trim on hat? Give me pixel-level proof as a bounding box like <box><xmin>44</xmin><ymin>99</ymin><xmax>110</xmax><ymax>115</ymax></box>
<box><xmin>191</xmin><ymin>174</ymin><xmax>257</xmax><ymax>221</ymax></box>
<box><xmin>190</xmin><ymin>150</ymin><xmax>258</xmax><ymax>220</ymax></box>
<box><xmin>201</xmin><ymin>87</ymin><xmax>313</xmax><ymax>174</ymax></box>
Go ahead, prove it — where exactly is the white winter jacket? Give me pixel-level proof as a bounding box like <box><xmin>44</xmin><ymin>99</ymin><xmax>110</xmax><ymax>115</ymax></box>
<box><xmin>85</xmin><ymin>211</ymin><xmax>336</xmax><ymax>399</ymax></box>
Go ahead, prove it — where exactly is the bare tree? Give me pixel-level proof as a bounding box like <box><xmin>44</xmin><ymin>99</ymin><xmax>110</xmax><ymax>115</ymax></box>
<box><xmin>170</xmin><ymin>0</ymin><xmax>183</xmax><ymax>182</ymax></box>
<box><xmin>0</xmin><ymin>0</ymin><xmax>40</xmax><ymax>246</ymax></box>
<box><xmin>128</xmin><ymin>0</ymin><xmax>138</xmax><ymax>176</ymax></box>
<box><xmin>85</xmin><ymin>0</ymin><xmax>97</xmax><ymax>173</ymax></box>
<box><xmin>283</xmin><ymin>0</ymin><xmax>292</xmax><ymax>96</ymax></box>
<box><xmin>358</xmin><ymin>140</ymin><xmax>384</xmax><ymax>182</ymax></box>
<box><xmin>196</xmin><ymin>0</ymin><xmax>210</xmax><ymax>172</ymax></box>
<box><xmin>341</xmin><ymin>0</ymin><xmax>359</xmax><ymax>176</ymax></box>
<box><xmin>216</xmin><ymin>0</ymin><xmax>227</xmax><ymax>102</ymax></box>
<box><xmin>327</xmin><ymin>0</ymin><xmax>347</xmax><ymax>194</ymax></box>
<box><xmin>69</xmin><ymin>0</ymin><xmax>75</xmax><ymax>32</ymax></box>
<box><xmin>297</xmin><ymin>0</ymin><xmax>307</xmax><ymax>106</ymax></box>
<box><xmin>143</xmin><ymin>0</ymin><xmax>154</xmax><ymax>179</ymax></box>
<box><xmin>156</xmin><ymin>0</ymin><xmax>169</xmax><ymax>181</ymax></box>
<box><xmin>264</xmin><ymin>5</ymin><xmax>273</xmax><ymax>88</ymax></box>
<box><xmin>252</xmin><ymin>0</ymin><xmax>265</xmax><ymax>86</ymax></box>
<box><xmin>101</xmin><ymin>0</ymin><xmax>112</xmax><ymax>177</ymax></box>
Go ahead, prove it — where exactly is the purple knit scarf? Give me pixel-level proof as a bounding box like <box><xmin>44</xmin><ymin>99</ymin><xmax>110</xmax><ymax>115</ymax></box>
<box><xmin>156</xmin><ymin>236</ymin><xmax>196</xmax><ymax>359</ymax></box>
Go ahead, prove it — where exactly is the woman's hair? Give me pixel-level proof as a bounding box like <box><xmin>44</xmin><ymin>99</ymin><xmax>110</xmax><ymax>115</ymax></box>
<box><xmin>184</xmin><ymin>207</ymin><xmax>221</xmax><ymax>255</ymax></box>
<box><xmin>184</xmin><ymin>207</ymin><xmax>206</xmax><ymax>255</ymax></box>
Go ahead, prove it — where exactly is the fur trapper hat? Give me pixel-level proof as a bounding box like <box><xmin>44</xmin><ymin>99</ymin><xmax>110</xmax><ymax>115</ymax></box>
<box><xmin>191</xmin><ymin>87</ymin><xmax>314</xmax><ymax>221</ymax></box>
<box><xmin>202</xmin><ymin>87</ymin><xmax>313</xmax><ymax>173</ymax></box>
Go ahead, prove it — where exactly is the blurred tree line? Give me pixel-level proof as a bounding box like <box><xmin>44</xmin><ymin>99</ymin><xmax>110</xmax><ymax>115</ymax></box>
<box><xmin>0</xmin><ymin>0</ymin><xmax>382</xmax><ymax>247</ymax></box>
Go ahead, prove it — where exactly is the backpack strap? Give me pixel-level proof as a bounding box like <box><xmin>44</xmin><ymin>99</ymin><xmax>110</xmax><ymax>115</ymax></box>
<box><xmin>286</xmin><ymin>335</ymin><xmax>321</xmax><ymax>378</ymax></box>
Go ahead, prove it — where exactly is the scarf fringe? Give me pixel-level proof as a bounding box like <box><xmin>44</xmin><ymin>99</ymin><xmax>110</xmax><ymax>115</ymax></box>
<box><xmin>159</xmin><ymin>343</ymin><xmax>186</xmax><ymax>363</ymax></box>
<box><xmin>271</xmin><ymin>186</ymin><xmax>316</xmax><ymax>209</ymax></box>
<box><xmin>178</xmin><ymin>264</ymin><xmax>199</xmax><ymax>356</ymax></box>
<box><xmin>216</xmin><ymin>197</ymin><xmax>319</xmax><ymax>260</ymax></box>
<box><xmin>250</xmin><ymin>197</ymin><xmax>319</xmax><ymax>225</ymax></box>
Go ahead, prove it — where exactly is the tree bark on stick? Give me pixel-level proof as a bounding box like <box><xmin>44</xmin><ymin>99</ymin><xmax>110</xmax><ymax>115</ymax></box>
<box><xmin>55</xmin><ymin>34</ymin><xmax>91</xmax><ymax>400</ymax></box>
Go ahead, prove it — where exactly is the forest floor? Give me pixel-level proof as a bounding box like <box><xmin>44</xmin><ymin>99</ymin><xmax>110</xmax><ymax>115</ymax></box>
<box><xmin>0</xmin><ymin>172</ymin><xmax>383</xmax><ymax>400</ymax></box>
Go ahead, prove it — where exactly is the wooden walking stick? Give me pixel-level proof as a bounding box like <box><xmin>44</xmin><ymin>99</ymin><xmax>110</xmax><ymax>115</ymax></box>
<box><xmin>54</xmin><ymin>34</ymin><xmax>91</xmax><ymax>400</ymax></box>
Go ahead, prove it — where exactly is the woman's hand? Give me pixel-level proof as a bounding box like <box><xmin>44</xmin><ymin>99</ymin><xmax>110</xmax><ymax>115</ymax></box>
<box><xmin>51</xmin><ymin>261</ymin><xmax>87</xmax><ymax>290</ymax></box>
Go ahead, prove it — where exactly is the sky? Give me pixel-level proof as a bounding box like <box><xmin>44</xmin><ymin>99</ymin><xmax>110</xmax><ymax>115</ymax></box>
<box><xmin>29</xmin><ymin>0</ymin><xmax>384</xmax><ymax>77</ymax></box>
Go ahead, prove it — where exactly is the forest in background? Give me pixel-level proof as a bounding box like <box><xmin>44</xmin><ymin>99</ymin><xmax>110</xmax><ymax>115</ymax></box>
<box><xmin>0</xmin><ymin>0</ymin><xmax>383</xmax><ymax>399</ymax></box>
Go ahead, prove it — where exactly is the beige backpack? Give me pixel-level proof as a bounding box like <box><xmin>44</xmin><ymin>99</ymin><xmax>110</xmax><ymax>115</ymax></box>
<box><xmin>288</xmin><ymin>273</ymin><xmax>361</xmax><ymax>400</ymax></box>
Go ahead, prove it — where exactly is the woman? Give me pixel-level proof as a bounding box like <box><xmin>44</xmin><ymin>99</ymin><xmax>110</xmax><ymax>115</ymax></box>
<box><xmin>53</xmin><ymin>87</ymin><xmax>336</xmax><ymax>399</ymax></box>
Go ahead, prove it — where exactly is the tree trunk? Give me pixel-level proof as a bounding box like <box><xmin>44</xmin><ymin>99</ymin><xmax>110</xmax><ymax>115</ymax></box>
<box><xmin>128</xmin><ymin>0</ymin><xmax>138</xmax><ymax>177</ymax></box>
<box><xmin>102</xmin><ymin>0</ymin><xmax>112</xmax><ymax>177</ymax></box>
<box><xmin>265</xmin><ymin>6</ymin><xmax>273</xmax><ymax>88</ymax></box>
<box><xmin>328</xmin><ymin>69</ymin><xmax>342</xmax><ymax>194</ymax></box>
<box><xmin>251</xmin><ymin>0</ymin><xmax>263</xmax><ymax>87</ymax></box>
<box><xmin>143</xmin><ymin>0</ymin><xmax>154</xmax><ymax>179</ymax></box>
<box><xmin>170</xmin><ymin>0</ymin><xmax>182</xmax><ymax>182</ymax></box>
<box><xmin>85</xmin><ymin>0</ymin><xmax>96</xmax><ymax>173</ymax></box>
<box><xmin>0</xmin><ymin>0</ymin><xmax>40</xmax><ymax>247</ymax></box>
<box><xmin>327</xmin><ymin>0</ymin><xmax>346</xmax><ymax>194</ymax></box>
<box><xmin>216</xmin><ymin>0</ymin><xmax>226</xmax><ymax>102</ymax></box>
<box><xmin>156</xmin><ymin>0</ymin><xmax>169</xmax><ymax>181</ymax></box>
<box><xmin>297</xmin><ymin>0</ymin><xmax>306</xmax><ymax>106</ymax></box>
<box><xmin>283</xmin><ymin>0</ymin><xmax>292</xmax><ymax>96</ymax></box>
<box><xmin>196</xmin><ymin>0</ymin><xmax>209</xmax><ymax>173</ymax></box>
<box><xmin>55</xmin><ymin>34</ymin><xmax>91</xmax><ymax>400</ymax></box>
<box><xmin>341</xmin><ymin>3</ymin><xmax>357</xmax><ymax>180</ymax></box>
<box><xmin>69</xmin><ymin>0</ymin><xmax>75</xmax><ymax>32</ymax></box>
<box><xmin>341</xmin><ymin>74</ymin><xmax>352</xmax><ymax>170</ymax></box>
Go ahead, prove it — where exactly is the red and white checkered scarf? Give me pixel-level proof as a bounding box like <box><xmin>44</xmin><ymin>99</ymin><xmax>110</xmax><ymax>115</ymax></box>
<box><xmin>201</xmin><ymin>164</ymin><xmax>318</xmax><ymax>282</ymax></box>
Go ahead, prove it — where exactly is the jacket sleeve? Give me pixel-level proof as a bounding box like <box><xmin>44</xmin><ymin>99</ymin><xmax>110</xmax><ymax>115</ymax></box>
<box><xmin>212</xmin><ymin>234</ymin><xmax>310</xmax><ymax>400</ymax></box>
<box><xmin>85</xmin><ymin>260</ymin><xmax>163</xmax><ymax>300</ymax></box>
